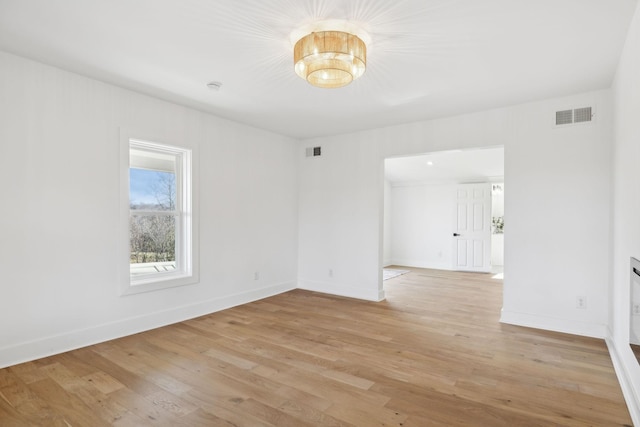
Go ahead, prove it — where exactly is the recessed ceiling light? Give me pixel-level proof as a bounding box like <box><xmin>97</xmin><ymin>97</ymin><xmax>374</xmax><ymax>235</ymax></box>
<box><xmin>426</xmin><ymin>161</ymin><xmax>434</xmax><ymax>166</ymax></box>
<box><xmin>207</xmin><ymin>81</ymin><xmax>222</xmax><ymax>91</ymax></box>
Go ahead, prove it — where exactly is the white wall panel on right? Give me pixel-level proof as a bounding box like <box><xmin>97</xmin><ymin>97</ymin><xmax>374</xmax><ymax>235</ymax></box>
<box><xmin>610</xmin><ymin>0</ymin><xmax>640</xmax><ymax>422</ymax></box>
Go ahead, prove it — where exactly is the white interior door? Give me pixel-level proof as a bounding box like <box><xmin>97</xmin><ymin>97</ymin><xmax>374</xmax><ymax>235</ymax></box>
<box><xmin>453</xmin><ymin>183</ymin><xmax>491</xmax><ymax>272</ymax></box>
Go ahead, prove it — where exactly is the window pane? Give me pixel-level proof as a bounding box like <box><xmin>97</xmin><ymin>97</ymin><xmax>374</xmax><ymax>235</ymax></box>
<box><xmin>130</xmin><ymin>214</ymin><xmax>176</xmax><ymax>276</ymax></box>
<box><xmin>130</xmin><ymin>168</ymin><xmax>176</xmax><ymax>211</ymax></box>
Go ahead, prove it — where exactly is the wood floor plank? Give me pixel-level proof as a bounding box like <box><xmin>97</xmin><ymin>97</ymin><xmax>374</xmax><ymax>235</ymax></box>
<box><xmin>0</xmin><ymin>368</ymin><xmax>66</xmax><ymax>426</ymax></box>
<box><xmin>28</xmin><ymin>378</ymin><xmax>111</xmax><ymax>426</ymax></box>
<box><xmin>0</xmin><ymin>267</ymin><xmax>633</xmax><ymax>426</ymax></box>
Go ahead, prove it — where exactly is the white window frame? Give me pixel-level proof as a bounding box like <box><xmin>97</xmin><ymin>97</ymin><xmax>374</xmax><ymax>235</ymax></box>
<box><xmin>119</xmin><ymin>130</ymin><xmax>198</xmax><ymax>295</ymax></box>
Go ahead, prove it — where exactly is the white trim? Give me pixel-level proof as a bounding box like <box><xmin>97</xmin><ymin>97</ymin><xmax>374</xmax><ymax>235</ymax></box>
<box><xmin>500</xmin><ymin>309</ymin><xmax>607</xmax><ymax>339</ymax></box>
<box><xmin>298</xmin><ymin>279</ymin><xmax>385</xmax><ymax>302</ymax></box>
<box><xmin>119</xmin><ymin>129</ymin><xmax>199</xmax><ymax>296</ymax></box>
<box><xmin>0</xmin><ymin>282</ymin><xmax>295</xmax><ymax>369</ymax></box>
<box><xmin>391</xmin><ymin>258</ymin><xmax>453</xmax><ymax>271</ymax></box>
<box><xmin>606</xmin><ymin>335</ymin><xmax>640</xmax><ymax>427</ymax></box>
<box><xmin>390</xmin><ymin>177</ymin><xmax>505</xmax><ymax>188</ymax></box>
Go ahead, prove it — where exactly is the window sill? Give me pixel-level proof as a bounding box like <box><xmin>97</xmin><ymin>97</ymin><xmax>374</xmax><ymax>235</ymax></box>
<box><xmin>120</xmin><ymin>271</ymin><xmax>198</xmax><ymax>296</ymax></box>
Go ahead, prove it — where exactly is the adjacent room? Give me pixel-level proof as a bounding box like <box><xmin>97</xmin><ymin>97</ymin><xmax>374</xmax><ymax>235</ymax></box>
<box><xmin>1</xmin><ymin>0</ymin><xmax>640</xmax><ymax>425</ymax></box>
<box><xmin>383</xmin><ymin>147</ymin><xmax>504</xmax><ymax>275</ymax></box>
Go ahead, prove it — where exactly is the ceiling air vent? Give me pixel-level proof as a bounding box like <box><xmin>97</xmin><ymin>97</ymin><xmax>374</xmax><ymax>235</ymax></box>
<box><xmin>555</xmin><ymin>106</ymin><xmax>594</xmax><ymax>126</ymax></box>
<box><xmin>305</xmin><ymin>146</ymin><xmax>322</xmax><ymax>157</ymax></box>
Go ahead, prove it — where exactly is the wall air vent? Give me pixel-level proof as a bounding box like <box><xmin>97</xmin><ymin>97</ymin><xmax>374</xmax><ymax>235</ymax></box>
<box><xmin>555</xmin><ymin>106</ymin><xmax>594</xmax><ymax>127</ymax></box>
<box><xmin>305</xmin><ymin>146</ymin><xmax>322</xmax><ymax>157</ymax></box>
<box><xmin>556</xmin><ymin>109</ymin><xmax>573</xmax><ymax>125</ymax></box>
<box><xmin>574</xmin><ymin>107</ymin><xmax>592</xmax><ymax>123</ymax></box>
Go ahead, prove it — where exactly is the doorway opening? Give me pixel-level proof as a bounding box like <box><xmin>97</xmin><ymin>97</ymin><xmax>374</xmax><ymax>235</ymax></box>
<box><xmin>382</xmin><ymin>147</ymin><xmax>504</xmax><ymax>286</ymax></box>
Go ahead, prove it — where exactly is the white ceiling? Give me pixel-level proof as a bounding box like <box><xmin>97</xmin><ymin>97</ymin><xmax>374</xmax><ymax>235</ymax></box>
<box><xmin>385</xmin><ymin>147</ymin><xmax>504</xmax><ymax>184</ymax></box>
<box><xmin>0</xmin><ymin>0</ymin><xmax>636</xmax><ymax>139</ymax></box>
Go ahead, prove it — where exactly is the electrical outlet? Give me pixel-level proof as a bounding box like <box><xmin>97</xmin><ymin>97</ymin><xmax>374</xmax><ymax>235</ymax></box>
<box><xmin>633</xmin><ymin>304</ymin><xmax>640</xmax><ymax>316</ymax></box>
<box><xmin>576</xmin><ymin>296</ymin><xmax>586</xmax><ymax>309</ymax></box>
<box><xmin>254</xmin><ymin>271</ymin><xmax>259</xmax><ymax>281</ymax></box>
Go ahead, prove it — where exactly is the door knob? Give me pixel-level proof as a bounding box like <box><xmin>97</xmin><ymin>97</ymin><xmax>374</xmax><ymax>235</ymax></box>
<box><xmin>453</xmin><ymin>233</ymin><xmax>460</xmax><ymax>237</ymax></box>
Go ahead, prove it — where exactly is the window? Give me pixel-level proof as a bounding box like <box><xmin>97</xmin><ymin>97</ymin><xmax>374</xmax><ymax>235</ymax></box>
<box><xmin>120</xmin><ymin>134</ymin><xmax>196</xmax><ymax>294</ymax></box>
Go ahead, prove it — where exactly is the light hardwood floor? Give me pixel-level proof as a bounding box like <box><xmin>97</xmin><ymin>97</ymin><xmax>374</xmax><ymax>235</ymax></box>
<box><xmin>0</xmin><ymin>267</ymin><xmax>633</xmax><ymax>426</ymax></box>
<box><xmin>631</xmin><ymin>344</ymin><xmax>640</xmax><ymax>363</ymax></box>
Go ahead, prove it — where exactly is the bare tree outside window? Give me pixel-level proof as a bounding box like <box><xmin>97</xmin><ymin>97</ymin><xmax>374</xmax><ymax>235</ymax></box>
<box><xmin>129</xmin><ymin>169</ymin><xmax>177</xmax><ymax>269</ymax></box>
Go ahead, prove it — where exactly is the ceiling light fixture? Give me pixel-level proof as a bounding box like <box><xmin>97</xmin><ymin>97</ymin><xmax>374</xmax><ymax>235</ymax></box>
<box><xmin>293</xmin><ymin>23</ymin><xmax>367</xmax><ymax>89</ymax></box>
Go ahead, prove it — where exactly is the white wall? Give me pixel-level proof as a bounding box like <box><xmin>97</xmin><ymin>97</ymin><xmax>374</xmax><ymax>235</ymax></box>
<box><xmin>383</xmin><ymin>179</ymin><xmax>392</xmax><ymax>266</ymax></box>
<box><xmin>297</xmin><ymin>140</ymin><xmax>384</xmax><ymax>301</ymax></box>
<box><xmin>502</xmin><ymin>92</ymin><xmax>612</xmax><ymax>338</ymax></box>
<box><xmin>610</xmin><ymin>0</ymin><xmax>640</xmax><ymax>421</ymax></box>
<box><xmin>0</xmin><ymin>51</ymin><xmax>299</xmax><ymax>368</ymax></box>
<box><xmin>298</xmin><ymin>90</ymin><xmax>612</xmax><ymax>338</ymax></box>
<box><xmin>389</xmin><ymin>183</ymin><xmax>455</xmax><ymax>270</ymax></box>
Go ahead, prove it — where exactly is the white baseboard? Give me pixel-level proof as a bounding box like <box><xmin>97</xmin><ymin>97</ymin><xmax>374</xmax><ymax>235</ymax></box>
<box><xmin>500</xmin><ymin>309</ymin><xmax>607</xmax><ymax>339</ymax></box>
<box><xmin>606</xmin><ymin>335</ymin><xmax>640</xmax><ymax>427</ymax></box>
<box><xmin>298</xmin><ymin>279</ymin><xmax>385</xmax><ymax>302</ymax></box>
<box><xmin>391</xmin><ymin>259</ymin><xmax>452</xmax><ymax>271</ymax></box>
<box><xmin>0</xmin><ymin>281</ymin><xmax>295</xmax><ymax>369</ymax></box>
